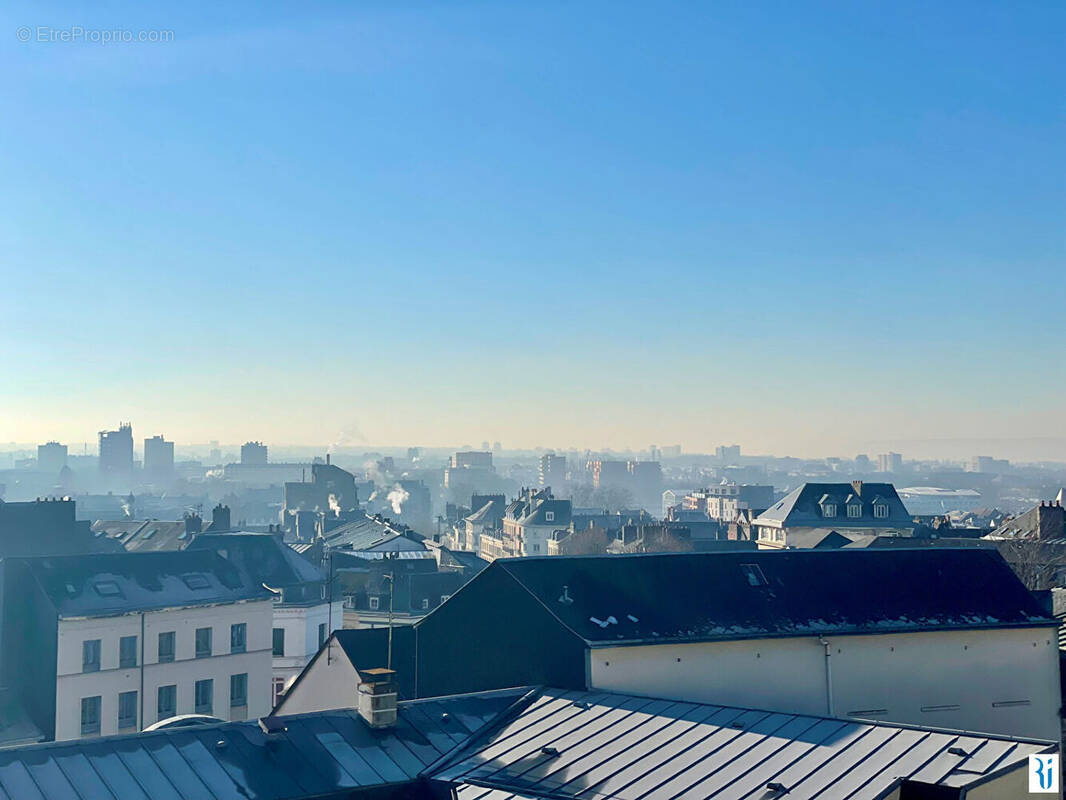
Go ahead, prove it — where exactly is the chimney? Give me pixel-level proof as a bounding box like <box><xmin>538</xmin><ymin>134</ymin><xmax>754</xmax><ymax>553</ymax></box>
<box><xmin>851</xmin><ymin>480</ymin><xmax>863</xmax><ymax>496</ymax></box>
<box><xmin>183</xmin><ymin>512</ymin><xmax>203</xmax><ymax>536</ymax></box>
<box><xmin>212</xmin><ymin>503</ymin><xmax>231</xmax><ymax>532</ymax></box>
<box><xmin>357</xmin><ymin>669</ymin><xmax>397</xmax><ymax>728</ymax></box>
<box><xmin>326</xmin><ymin>453</ymin><xmax>331</xmax><ymax>465</ymax></box>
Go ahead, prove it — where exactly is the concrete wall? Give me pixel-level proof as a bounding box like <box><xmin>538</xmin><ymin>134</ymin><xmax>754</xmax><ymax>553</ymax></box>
<box><xmin>54</xmin><ymin>599</ymin><xmax>274</xmax><ymax>741</ymax></box>
<box><xmin>588</xmin><ymin>626</ymin><xmax>1060</xmax><ymax>740</ymax></box>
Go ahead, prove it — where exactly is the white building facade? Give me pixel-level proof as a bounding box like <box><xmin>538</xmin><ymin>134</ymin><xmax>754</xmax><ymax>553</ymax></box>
<box><xmin>55</xmin><ymin>598</ymin><xmax>274</xmax><ymax>741</ymax></box>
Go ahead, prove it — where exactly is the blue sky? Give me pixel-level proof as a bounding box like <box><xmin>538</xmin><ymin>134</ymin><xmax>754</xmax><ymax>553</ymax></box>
<box><xmin>1</xmin><ymin>1</ymin><xmax>1063</xmax><ymax>457</ymax></box>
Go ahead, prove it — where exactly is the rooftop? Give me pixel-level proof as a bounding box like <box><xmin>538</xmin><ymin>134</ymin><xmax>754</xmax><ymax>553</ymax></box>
<box><xmin>485</xmin><ymin>548</ymin><xmax>1054</xmax><ymax>645</ymax></box>
<box><xmin>756</xmin><ymin>482</ymin><xmax>912</xmax><ymax>529</ymax></box>
<box><xmin>431</xmin><ymin>688</ymin><xmax>1055</xmax><ymax>800</ymax></box>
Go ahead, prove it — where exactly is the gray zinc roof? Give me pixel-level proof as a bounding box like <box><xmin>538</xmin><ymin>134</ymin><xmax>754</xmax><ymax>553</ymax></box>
<box><xmin>0</xmin><ymin>691</ymin><xmax>529</xmax><ymax>800</ymax></box>
<box><xmin>756</xmin><ymin>482</ymin><xmax>912</xmax><ymax>529</ymax></box>
<box><xmin>429</xmin><ymin>688</ymin><xmax>1054</xmax><ymax>800</ymax></box>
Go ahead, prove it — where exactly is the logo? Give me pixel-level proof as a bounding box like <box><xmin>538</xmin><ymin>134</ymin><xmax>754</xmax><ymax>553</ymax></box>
<box><xmin>1030</xmin><ymin>753</ymin><xmax>1059</xmax><ymax>794</ymax></box>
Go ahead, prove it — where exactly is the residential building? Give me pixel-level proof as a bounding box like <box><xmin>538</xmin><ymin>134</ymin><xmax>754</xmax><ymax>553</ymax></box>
<box><xmin>0</xmin><ymin>550</ymin><xmax>275</xmax><ymax>741</ymax></box>
<box><xmin>458</xmin><ymin>493</ymin><xmax>505</xmax><ymax>552</ymax></box>
<box><xmin>589</xmin><ymin>459</ymin><xmax>628</xmax><ymax>490</ymax></box>
<box><xmin>481</xmin><ymin>487</ymin><xmax>571</xmax><ymax>559</ymax></box>
<box><xmin>240</xmin><ymin>441</ymin><xmax>268</xmax><ymax>465</ymax></box>
<box><xmin>92</xmin><ymin>517</ymin><xmax>200</xmax><ymax>552</ymax></box>
<box><xmin>754</xmin><ymin>481</ymin><xmax>914</xmax><ymax>548</ymax></box>
<box><xmin>317</xmin><ymin>548</ymin><xmax>1059</xmax><ymax>740</ymax></box>
<box><xmin>37</xmin><ymin>442</ymin><xmax>67</xmax><ymax>475</ymax></box>
<box><xmin>0</xmin><ymin>498</ymin><xmax>117</xmax><ymax>558</ymax></box>
<box><xmin>704</xmin><ymin>482</ymin><xmax>775</xmax><ymax>522</ymax></box>
<box><xmin>970</xmin><ymin>455</ymin><xmax>1011</xmax><ymax>473</ymax></box>
<box><xmin>538</xmin><ymin>452</ymin><xmax>566</xmax><ymax>487</ymax></box>
<box><xmin>142</xmin><ymin>435</ymin><xmax>174</xmax><ymax>480</ymax></box>
<box><xmin>187</xmin><ymin>533</ymin><xmax>343</xmax><ymax>707</ymax></box>
<box><xmin>98</xmin><ymin>423</ymin><xmax>133</xmax><ymax>474</ymax></box>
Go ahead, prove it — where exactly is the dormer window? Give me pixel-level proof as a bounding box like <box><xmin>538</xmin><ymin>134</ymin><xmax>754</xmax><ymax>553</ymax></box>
<box><xmin>545</xmin><ymin>511</ymin><xmax>555</xmax><ymax>522</ymax></box>
<box><xmin>847</xmin><ymin>503</ymin><xmax>862</xmax><ymax>518</ymax></box>
<box><xmin>873</xmin><ymin>503</ymin><xmax>889</xmax><ymax>519</ymax></box>
<box><xmin>822</xmin><ymin>503</ymin><xmax>836</xmax><ymax>518</ymax></box>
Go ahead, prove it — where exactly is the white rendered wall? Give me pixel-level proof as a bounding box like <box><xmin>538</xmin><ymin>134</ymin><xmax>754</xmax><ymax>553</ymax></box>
<box><xmin>588</xmin><ymin>627</ymin><xmax>1060</xmax><ymax>741</ymax></box>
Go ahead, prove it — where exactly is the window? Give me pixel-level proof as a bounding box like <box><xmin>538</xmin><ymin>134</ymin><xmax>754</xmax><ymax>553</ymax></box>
<box><xmin>82</xmin><ymin>639</ymin><xmax>101</xmax><ymax>672</ymax></box>
<box><xmin>230</xmin><ymin>673</ymin><xmax>247</xmax><ymax>707</ymax></box>
<box><xmin>118</xmin><ymin>691</ymin><xmax>137</xmax><ymax>729</ymax></box>
<box><xmin>157</xmin><ymin>685</ymin><xmax>176</xmax><ymax>720</ymax></box>
<box><xmin>119</xmin><ymin>635</ymin><xmax>137</xmax><ymax>668</ymax></box>
<box><xmin>158</xmin><ymin>631</ymin><xmax>175</xmax><ymax>663</ymax></box>
<box><xmin>272</xmin><ymin>628</ymin><xmax>285</xmax><ymax>657</ymax></box>
<box><xmin>847</xmin><ymin>504</ymin><xmax>862</xmax><ymax>518</ymax></box>
<box><xmin>273</xmin><ymin>678</ymin><xmax>286</xmax><ymax>707</ymax></box>
<box><xmin>318</xmin><ymin>623</ymin><xmax>327</xmax><ymax>648</ymax></box>
<box><xmin>873</xmin><ymin>503</ymin><xmax>889</xmax><ymax>519</ymax></box>
<box><xmin>440</xmin><ymin>594</ymin><xmax>451</xmax><ymax>604</ymax></box>
<box><xmin>821</xmin><ymin>503</ymin><xmax>837</xmax><ymax>518</ymax></box>
<box><xmin>545</xmin><ymin>511</ymin><xmax>555</xmax><ymax>522</ymax></box>
<box><xmin>93</xmin><ymin>580</ymin><xmax>121</xmax><ymax>597</ymax></box>
<box><xmin>80</xmin><ymin>696</ymin><xmax>101</xmax><ymax>736</ymax></box>
<box><xmin>195</xmin><ymin>679</ymin><xmax>213</xmax><ymax>714</ymax></box>
<box><xmin>421</xmin><ymin>598</ymin><xmax>429</xmax><ymax>610</ymax></box>
<box><xmin>230</xmin><ymin>623</ymin><xmax>246</xmax><ymax>654</ymax></box>
<box><xmin>368</xmin><ymin>596</ymin><xmax>380</xmax><ymax>611</ymax></box>
<box><xmin>195</xmin><ymin>627</ymin><xmax>212</xmax><ymax>658</ymax></box>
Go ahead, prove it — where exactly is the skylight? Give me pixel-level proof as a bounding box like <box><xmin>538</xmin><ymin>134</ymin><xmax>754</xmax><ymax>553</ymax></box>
<box><xmin>182</xmin><ymin>573</ymin><xmax>210</xmax><ymax>590</ymax></box>
<box><xmin>94</xmin><ymin>580</ymin><xmax>122</xmax><ymax>597</ymax></box>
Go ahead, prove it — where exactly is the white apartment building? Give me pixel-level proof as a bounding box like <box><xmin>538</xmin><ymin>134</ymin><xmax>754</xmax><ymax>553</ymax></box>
<box><xmin>185</xmin><ymin>532</ymin><xmax>343</xmax><ymax>708</ymax></box>
<box><xmin>1</xmin><ymin>550</ymin><xmax>276</xmax><ymax>742</ymax></box>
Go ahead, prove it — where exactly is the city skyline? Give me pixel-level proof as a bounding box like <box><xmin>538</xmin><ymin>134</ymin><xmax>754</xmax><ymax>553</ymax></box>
<box><xmin>2</xmin><ymin>1</ymin><xmax>1063</xmax><ymax>459</ymax></box>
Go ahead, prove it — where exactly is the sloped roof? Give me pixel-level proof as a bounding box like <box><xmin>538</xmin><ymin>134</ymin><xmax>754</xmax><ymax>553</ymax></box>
<box><xmin>188</xmin><ymin>533</ymin><xmax>325</xmax><ymax>587</ymax></box>
<box><xmin>13</xmin><ymin>550</ymin><xmax>274</xmax><ymax>617</ymax></box>
<box><xmin>430</xmin><ymin>688</ymin><xmax>1054</xmax><ymax>800</ymax></box>
<box><xmin>0</xmin><ymin>692</ymin><xmax>528</xmax><ymax>800</ymax></box>
<box><xmin>756</xmin><ymin>483</ymin><xmax>912</xmax><ymax>529</ymax></box>
<box><xmin>92</xmin><ymin>520</ymin><xmax>195</xmax><ymax>552</ymax></box>
<box><xmin>323</xmin><ymin>514</ymin><xmax>427</xmax><ymax>552</ymax></box>
<box><xmin>466</xmin><ymin>499</ymin><xmax>505</xmax><ymax>525</ymax></box>
<box><xmin>486</xmin><ymin>549</ymin><xmax>1053</xmax><ymax>645</ymax></box>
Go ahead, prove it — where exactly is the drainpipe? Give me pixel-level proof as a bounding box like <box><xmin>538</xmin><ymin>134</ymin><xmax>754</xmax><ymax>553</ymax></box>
<box><xmin>818</xmin><ymin>637</ymin><xmax>833</xmax><ymax>717</ymax></box>
<box><xmin>139</xmin><ymin>612</ymin><xmax>146</xmax><ymax>731</ymax></box>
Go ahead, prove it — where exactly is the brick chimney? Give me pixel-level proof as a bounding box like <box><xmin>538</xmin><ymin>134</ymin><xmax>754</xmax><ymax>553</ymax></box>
<box><xmin>211</xmin><ymin>503</ymin><xmax>231</xmax><ymax>532</ymax></box>
<box><xmin>1038</xmin><ymin>502</ymin><xmax>1065</xmax><ymax>540</ymax></box>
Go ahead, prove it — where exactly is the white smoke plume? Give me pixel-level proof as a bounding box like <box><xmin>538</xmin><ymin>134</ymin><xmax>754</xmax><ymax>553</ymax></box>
<box><xmin>387</xmin><ymin>484</ymin><xmax>409</xmax><ymax>515</ymax></box>
<box><xmin>328</xmin><ymin>493</ymin><xmax>342</xmax><ymax>517</ymax></box>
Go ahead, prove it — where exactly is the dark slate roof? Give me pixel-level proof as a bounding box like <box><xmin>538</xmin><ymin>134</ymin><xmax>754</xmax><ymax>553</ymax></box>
<box><xmin>93</xmin><ymin>520</ymin><xmax>192</xmax><ymax>552</ymax></box>
<box><xmin>0</xmin><ymin>692</ymin><xmax>528</xmax><ymax>800</ymax></box>
<box><xmin>14</xmin><ymin>550</ymin><xmax>275</xmax><ymax>618</ymax></box>
<box><xmin>188</xmin><ymin>533</ymin><xmax>324</xmax><ymax>587</ymax></box>
<box><xmin>487</xmin><ymin>549</ymin><xmax>1054</xmax><ymax>645</ymax></box>
<box><xmin>431</xmin><ymin>688</ymin><xmax>1054</xmax><ymax>800</ymax></box>
<box><xmin>756</xmin><ymin>482</ymin><xmax>912</xmax><ymax>529</ymax></box>
<box><xmin>323</xmin><ymin>514</ymin><xmax>428</xmax><ymax>552</ymax></box>
<box><xmin>332</xmin><ymin>626</ymin><xmax>418</xmax><ymax>699</ymax></box>
<box><xmin>466</xmin><ymin>500</ymin><xmax>505</xmax><ymax>525</ymax></box>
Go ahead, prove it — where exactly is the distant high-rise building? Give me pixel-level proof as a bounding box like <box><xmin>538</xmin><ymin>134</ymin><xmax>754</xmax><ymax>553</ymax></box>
<box><xmin>648</xmin><ymin>445</ymin><xmax>661</xmax><ymax>462</ymax></box>
<box><xmin>407</xmin><ymin>447</ymin><xmax>421</xmax><ymax>461</ymax></box>
<box><xmin>877</xmin><ymin>452</ymin><xmax>903</xmax><ymax>473</ymax></box>
<box><xmin>628</xmin><ymin>461</ymin><xmax>663</xmax><ymax>510</ymax></box>
<box><xmin>492</xmin><ymin>441</ymin><xmax>501</xmax><ymax>453</ymax></box>
<box><xmin>450</xmin><ymin>451</ymin><xmax>493</xmax><ymax>470</ymax></box>
<box><xmin>661</xmin><ymin>445</ymin><xmax>682</xmax><ymax>458</ymax></box>
<box><xmin>970</xmin><ymin>455</ymin><xmax>1010</xmax><ymax>474</ymax></box>
<box><xmin>37</xmin><ymin>441</ymin><xmax>67</xmax><ymax>475</ymax></box>
<box><xmin>589</xmin><ymin>460</ymin><xmax>629</xmax><ymax>490</ymax></box>
<box><xmin>241</xmin><ymin>441</ymin><xmax>268</xmax><ymax>465</ymax></box>
<box><xmin>716</xmin><ymin>444</ymin><xmax>741</xmax><ymax>461</ymax></box>
<box><xmin>538</xmin><ymin>453</ymin><xmax>567</xmax><ymax>487</ymax></box>
<box><xmin>143</xmin><ymin>435</ymin><xmax>175</xmax><ymax>479</ymax></box>
<box><xmin>855</xmin><ymin>454</ymin><xmax>872</xmax><ymax>471</ymax></box>
<box><xmin>98</xmin><ymin>423</ymin><xmax>133</xmax><ymax>474</ymax></box>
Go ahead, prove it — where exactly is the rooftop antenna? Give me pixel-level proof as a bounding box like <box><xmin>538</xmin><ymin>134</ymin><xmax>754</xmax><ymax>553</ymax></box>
<box><xmin>383</xmin><ymin>572</ymin><xmax>395</xmax><ymax>670</ymax></box>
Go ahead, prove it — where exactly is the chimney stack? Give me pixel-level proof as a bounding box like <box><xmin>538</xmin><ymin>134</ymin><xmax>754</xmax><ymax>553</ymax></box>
<box><xmin>357</xmin><ymin>669</ymin><xmax>398</xmax><ymax>728</ymax></box>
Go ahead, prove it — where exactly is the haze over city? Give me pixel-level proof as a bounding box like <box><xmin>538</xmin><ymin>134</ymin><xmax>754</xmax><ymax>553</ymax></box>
<box><xmin>2</xmin><ymin>1</ymin><xmax>1063</xmax><ymax>460</ymax></box>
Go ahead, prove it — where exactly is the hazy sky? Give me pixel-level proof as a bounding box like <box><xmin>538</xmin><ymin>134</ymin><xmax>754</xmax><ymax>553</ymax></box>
<box><xmin>1</xmin><ymin>2</ymin><xmax>1063</xmax><ymax>458</ymax></box>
